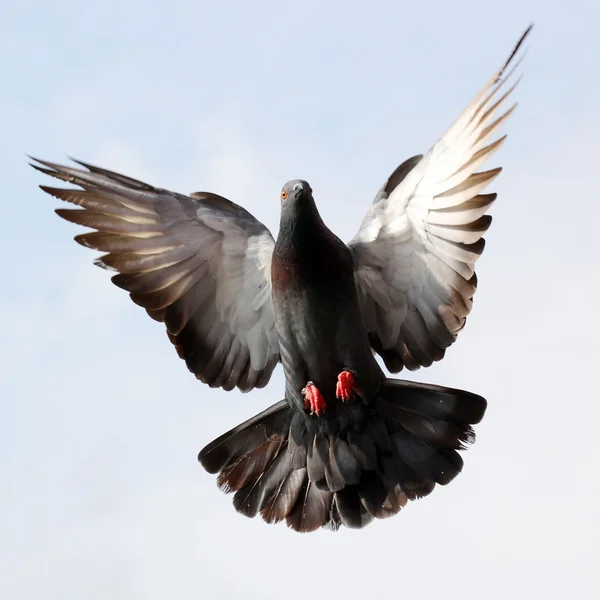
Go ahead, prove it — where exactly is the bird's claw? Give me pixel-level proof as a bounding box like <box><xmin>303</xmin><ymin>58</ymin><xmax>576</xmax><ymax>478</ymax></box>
<box><xmin>336</xmin><ymin>370</ymin><xmax>357</xmax><ymax>402</ymax></box>
<box><xmin>302</xmin><ymin>381</ymin><xmax>326</xmax><ymax>416</ymax></box>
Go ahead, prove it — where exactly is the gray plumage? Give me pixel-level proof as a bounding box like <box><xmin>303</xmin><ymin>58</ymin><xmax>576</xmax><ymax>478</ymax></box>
<box><xmin>31</xmin><ymin>25</ymin><xmax>531</xmax><ymax>532</ymax></box>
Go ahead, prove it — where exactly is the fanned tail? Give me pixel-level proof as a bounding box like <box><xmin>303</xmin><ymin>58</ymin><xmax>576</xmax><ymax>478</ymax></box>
<box><xmin>198</xmin><ymin>379</ymin><xmax>487</xmax><ymax>532</ymax></box>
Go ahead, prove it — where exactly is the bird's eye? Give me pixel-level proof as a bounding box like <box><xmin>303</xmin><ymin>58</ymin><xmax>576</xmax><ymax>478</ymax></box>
<box><xmin>309</xmin><ymin>187</ymin><xmax>313</xmax><ymax>194</ymax></box>
<box><xmin>281</xmin><ymin>190</ymin><xmax>287</xmax><ymax>200</ymax></box>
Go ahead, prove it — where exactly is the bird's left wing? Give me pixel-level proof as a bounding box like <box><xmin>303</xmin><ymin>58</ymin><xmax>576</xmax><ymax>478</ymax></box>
<box><xmin>349</xmin><ymin>26</ymin><xmax>531</xmax><ymax>372</ymax></box>
<box><xmin>31</xmin><ymin>158</ymin><xmax>280</xmax><ymax>392</ymax></box>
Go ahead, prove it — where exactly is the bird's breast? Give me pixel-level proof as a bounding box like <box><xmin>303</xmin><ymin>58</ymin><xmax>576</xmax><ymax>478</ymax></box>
<box><xmin>271</xmin><ymin>234</ymin><xmax>360</xmax><ymax>375</ymax></box>
<box><xmin>271</xmin><ymin>233</ymin><xmax>353</xmax><ymax>291</ymax></box>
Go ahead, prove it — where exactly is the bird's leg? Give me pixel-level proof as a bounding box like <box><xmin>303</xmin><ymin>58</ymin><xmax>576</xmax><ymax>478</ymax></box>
<box><xmin>336</xmin><ymin>369</ymin><xmax>359</xmax><ymax>402</ymax></box>
<box><xmin>302</xmin><ymin>381</ymin><xmax>326</xmax><ymax>416</ymax></box>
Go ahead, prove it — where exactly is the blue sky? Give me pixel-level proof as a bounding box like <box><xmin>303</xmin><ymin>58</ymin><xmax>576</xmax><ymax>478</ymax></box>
<box><xmin>1</xmin><ymin>1</ymin><xmax>599</xmax><ymax>599</ymax></box>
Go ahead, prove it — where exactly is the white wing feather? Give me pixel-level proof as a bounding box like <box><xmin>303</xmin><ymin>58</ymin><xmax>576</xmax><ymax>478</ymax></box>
<box><xmin>350</xmin><ymin>26</ymin><xmax>531</xmax><ymax>371</ymax></box>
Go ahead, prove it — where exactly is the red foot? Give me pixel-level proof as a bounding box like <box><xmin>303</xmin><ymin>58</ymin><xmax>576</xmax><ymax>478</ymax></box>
<box><xmin>336</xmin><ymin>370</ymin><xmax>357</xmax><ymax>402</ymax></box>
<box><xmin>302</xmin><ymin>382</ymin><xmax>326</xmax><ymax>416</ymax></box>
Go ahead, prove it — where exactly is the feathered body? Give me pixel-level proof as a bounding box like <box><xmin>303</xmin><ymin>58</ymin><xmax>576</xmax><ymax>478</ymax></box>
<box><xmin>198</xmin><ymin>182</ymin><xmax>488</xmax><ymax>531</ymax></box>
<box><xmin>31</xmin><ymin>26</ymin><xmax>532</xmax><ymax>532</ymax></box>
<box><xmin>271</xmin><ymin>181</ymin><xmax>383</xmax><ymax>418</ymax></box>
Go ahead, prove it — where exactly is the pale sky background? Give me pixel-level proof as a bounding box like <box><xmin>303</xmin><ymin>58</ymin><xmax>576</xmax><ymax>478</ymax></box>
<box><xmin>1</xmin><ymin>1</ymin><xmax>599</xmax><ymax>598</ymax></box>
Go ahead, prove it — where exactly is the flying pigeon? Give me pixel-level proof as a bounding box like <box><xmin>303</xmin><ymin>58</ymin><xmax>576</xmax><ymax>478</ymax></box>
<box><xmin>31</xmin><ymin>26</ymin><xmax>531</xmax><ymax>532</ymax></box>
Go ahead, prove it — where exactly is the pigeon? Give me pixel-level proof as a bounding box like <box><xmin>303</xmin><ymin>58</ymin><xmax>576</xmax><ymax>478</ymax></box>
<box><xmin>30</xmin><ymin>25</ymin><xmax>531</xmax><ymax>532</ymax></box>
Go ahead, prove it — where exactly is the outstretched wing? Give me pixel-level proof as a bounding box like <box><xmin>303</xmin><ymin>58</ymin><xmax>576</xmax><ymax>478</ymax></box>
<box><xmin>349</xmin><ymin>26</ymin><xmax>531</xmax><ymax>372</ymax></box>
<box><xmin>32</xmin><ymin>158</ymin><xmax>280</xmax><ymax>392</ymax></box>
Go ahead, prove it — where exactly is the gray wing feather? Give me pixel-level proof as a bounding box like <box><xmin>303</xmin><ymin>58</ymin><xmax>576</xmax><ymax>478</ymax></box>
<box><xmin>32</xmin><ymin>158</ymin><xmax>279</xmax><ymax>392</ymax></box>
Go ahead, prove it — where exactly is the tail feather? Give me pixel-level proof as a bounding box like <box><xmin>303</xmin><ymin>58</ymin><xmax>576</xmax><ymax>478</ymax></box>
<box><xmin>325</xmin><ymin>437</ymin><xmax>362</xmax><ymax>492</ymax></box>
<box><xmin>322</xmin><ymin>500</ymin><xmax>342</xmax><ymax>532</ymax></box>
<box><xmin>198</xmin><ymin>379</ymin><xmax>487</xmax><ymax>532</ymax></box>
<box><xmin>331</xmin><ymin>438</ymin><xmax>361</xmax><ymax>486</ymax></box>
<box><xmin>347</xmin><ymin>430</ymin><xmax>377</xmax><ymax>470</ymax></box>
<box><xmin>356</xmin><ymin>471</ymin><xmax>391</xmax><ymax>518</ymax></box>
<box><xmin>335</xmin><ymin>487</ymin><xmax>374</xmax><ymax>529</ymax></box>
<box><xmin>217</xmin><ymin>433</ymin><xmax>285</xmax><ymax>493</ymax></box>
<box><xmin>288</xmin><ymin>415</ymin><xmax>309</xmax><ymax>469</ymax></box>
<box><xmin>234</xmin><ymin>450</ymin><xmax>291</xmax><ymax>518</ymax></box>
<box><xmin>392</xmin><ymin>428</ymin><xmax>464</xmax><ymax>486</ymax></box>
<box><xmin>387</xmin><ymin>406</ymin><xmax>475</xmax><ymax>450</ymax></box>
<box><xmin>306</xmin><ymin>432</ymin><xmax>329</xmax><ymax>490</ymax></box>
<box><xmin>379</xmin><ymin>480</ymin><xmax>409</xmax><ymax>515</ymax></box>
<box><xmin>380</xmin><ymin>380</ymin><xmax>486</xmax><ymax>424</ymax></box>
<box><xmin>380</xmin><ymin>449</ymin><xmax>435</xmax><ymax>500</ymax></box>
<box><xmin>263</xmin><ymin>466</ymin><xmax>307</xmax><ymax>525</ymax></box>
<box><xmin>286</xmin><ymin>480</ymin><xmax>333</xmax><ymax>533</ymax></box>
<box><xmin>200</xmin><ymin>400</ymin><xmax>290</xmax><ymax>477</ymax></box>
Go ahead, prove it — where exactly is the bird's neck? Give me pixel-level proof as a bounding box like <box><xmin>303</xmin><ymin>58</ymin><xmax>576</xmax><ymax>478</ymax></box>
<box><xmin>277</xmin><ymin>198</ymin><xmax>334</xmax><ymax>255</ymax></box>
<box><xmin>272</xmin><ymin>198</ymin><xmax>352</xmax><ymax>290</ymax></box>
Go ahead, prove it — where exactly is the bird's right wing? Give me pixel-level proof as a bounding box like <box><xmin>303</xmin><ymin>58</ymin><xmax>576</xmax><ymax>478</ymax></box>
<box><xmin>32</xmin><ymin>158</ymin><xmax>280</xmax><ymax>392</ymax></box>
<box><xmin>349</xmin><ymin>26</ymin><xmax>531</xmax><ymax>372</ymax></box>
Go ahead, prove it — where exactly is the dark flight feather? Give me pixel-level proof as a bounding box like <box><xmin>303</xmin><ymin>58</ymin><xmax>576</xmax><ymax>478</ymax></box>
<box><xmin>199</xmin><ymin>378</ymin><xmax>487</xmax><ymax>532</ymax></box>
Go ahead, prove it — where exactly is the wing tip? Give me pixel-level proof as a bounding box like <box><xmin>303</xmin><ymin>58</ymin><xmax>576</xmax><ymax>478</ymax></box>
<box><xmin>494</xmin><ymin>23</ymin><xmax>534</xmax><ymax>84</ymax></box>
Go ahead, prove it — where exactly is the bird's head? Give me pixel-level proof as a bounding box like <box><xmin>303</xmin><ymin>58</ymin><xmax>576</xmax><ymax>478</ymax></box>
<box><xmin>278</xmin><ymin>179</ymin><xmax>324</xmax><ymax>231</ymax></box>
<box><xmin>280</xmin><ymin>179</ymin><xmax>313</xmax><ymax>206</ymax></box>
